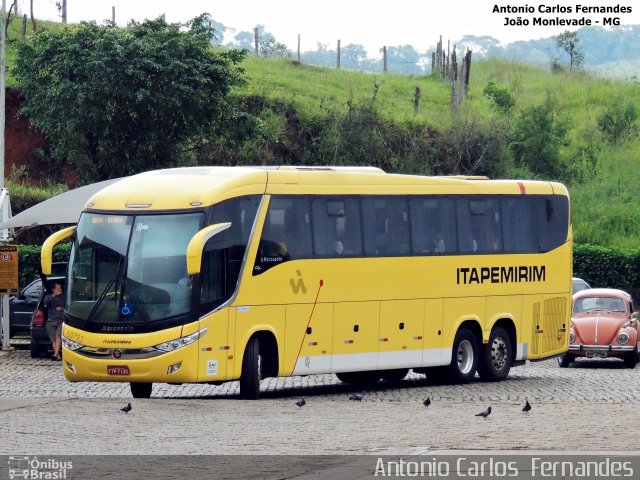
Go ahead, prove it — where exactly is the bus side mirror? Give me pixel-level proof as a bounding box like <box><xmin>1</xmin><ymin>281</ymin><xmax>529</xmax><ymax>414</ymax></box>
<box><xmin>41</xmin><ymin>226</ymin><xmax>76</xmax><ymax>275</ymax></box>
<box><xmin>186</xmin><ymin>222</ymin><xmax>232</xmax><ymax>276</ymax></box>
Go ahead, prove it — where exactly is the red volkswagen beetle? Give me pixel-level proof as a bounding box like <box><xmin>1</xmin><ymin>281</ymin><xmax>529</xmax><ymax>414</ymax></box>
<box><xmin>560</xmin><ymin>288</ymin><xmax>639</xmax><ymax>368</ymax></box>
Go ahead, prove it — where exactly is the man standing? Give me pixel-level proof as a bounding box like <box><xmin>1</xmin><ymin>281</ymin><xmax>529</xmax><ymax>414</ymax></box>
<box><xmin>44</xmin><ymin>282</ymin><xmax>65</xmax><ymax>361</ymax></box>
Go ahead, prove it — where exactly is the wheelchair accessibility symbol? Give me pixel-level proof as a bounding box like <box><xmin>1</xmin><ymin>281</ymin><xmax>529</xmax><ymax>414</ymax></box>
<box><xmin>121</xmin><ymin>302</ymin><xmax>133</xmax><ymax>317</ymax></box>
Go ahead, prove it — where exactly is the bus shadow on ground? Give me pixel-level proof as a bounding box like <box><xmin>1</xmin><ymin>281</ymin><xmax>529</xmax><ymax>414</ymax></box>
<box><xmin>173</xmin><ymin>371</ymin><xmax>556</xmax><ymax>401</ymax></box>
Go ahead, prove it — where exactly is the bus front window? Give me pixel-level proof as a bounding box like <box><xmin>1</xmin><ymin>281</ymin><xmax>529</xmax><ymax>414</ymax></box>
<box><xmin>67</xmin><ymin>212</ymin><xmax>204</xmax><ymax>326</ymax></box>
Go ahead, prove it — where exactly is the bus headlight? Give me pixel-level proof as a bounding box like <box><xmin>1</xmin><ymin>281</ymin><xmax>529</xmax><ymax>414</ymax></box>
<box><xmin>153</xmin><ymin>327</ymin><xmax>208</xmax><ymax>352</ymax></box>
<box><xmin>62</xmin><ymin>335</ymin><xmax>84</xmax><ymax>351</ymax></box>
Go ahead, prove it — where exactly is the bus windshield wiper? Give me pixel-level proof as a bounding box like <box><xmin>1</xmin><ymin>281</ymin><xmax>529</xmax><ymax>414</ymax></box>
<box><xmin>85</xmin><ymin>277</ymin><xmax>117</xmax><ymax>325</ymax></box>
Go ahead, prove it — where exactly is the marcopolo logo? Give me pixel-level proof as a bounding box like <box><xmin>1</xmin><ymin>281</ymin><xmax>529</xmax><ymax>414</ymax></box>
<box><xmin>8</xmin><ymin>456</ymin><xmax>73</xmax><ymax>479</ymax></box>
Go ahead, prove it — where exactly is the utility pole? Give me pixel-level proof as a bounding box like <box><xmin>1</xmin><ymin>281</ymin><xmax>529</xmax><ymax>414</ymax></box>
<box><xmin>0</xmin><ymin>0</ymin><xmax>13</xmax><ymax>351</ymax></box>
<box><xmin>61</xmin><ymin>0</ymin><xmax>67</xmax><ymax>23</ymax></box>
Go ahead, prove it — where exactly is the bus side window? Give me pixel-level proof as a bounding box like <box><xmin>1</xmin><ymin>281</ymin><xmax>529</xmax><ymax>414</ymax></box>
<box><xmin>363</xmin><ymin>197</ymin><xmax>409</xmax><ymax>256</ymax></box>
<box><xmin>502</xmin><ymin>197</ymin><xmax>537</xmax><ymax>253</ymax></box>
<box><xmin>410</xmin><ymin>197</ymin><xmax>455</xmax><ymax>255</ymax></box>
<box><xmin>336</xmin><ymin>198</ymin><xmax>362</xmax><ymax>256</ymax></box>
<box><xmin>312</xmin><ymin>198</ymin><xmax>360</xmax><ymax>256</ymax></box>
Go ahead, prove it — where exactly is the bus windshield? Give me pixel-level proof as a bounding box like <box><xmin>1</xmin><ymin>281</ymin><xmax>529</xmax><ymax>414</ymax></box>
<box><xmin>67</xmin><ymin>212</ymin><xmax>204</xmax><ymax>326</ymax></box>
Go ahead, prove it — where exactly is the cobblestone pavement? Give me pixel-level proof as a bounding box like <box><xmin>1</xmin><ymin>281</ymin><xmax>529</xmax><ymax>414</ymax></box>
<box><xmin>1</xmin><ymin>349</ymin><xmax>640</xmax><ymax>456</ymax></box>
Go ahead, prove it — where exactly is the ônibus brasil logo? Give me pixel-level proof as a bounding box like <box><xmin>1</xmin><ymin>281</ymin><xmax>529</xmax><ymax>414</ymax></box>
<box><xmin>8</xmin><ymin>456</ymin><xmax>73</xmax><ymax>479</ymax></box>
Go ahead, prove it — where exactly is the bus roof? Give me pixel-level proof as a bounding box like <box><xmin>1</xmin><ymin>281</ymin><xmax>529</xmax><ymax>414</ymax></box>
<box><xmin>85</xmin><ymin>166</ymin><xmax>569</xmax><ymax>212</ymax></box>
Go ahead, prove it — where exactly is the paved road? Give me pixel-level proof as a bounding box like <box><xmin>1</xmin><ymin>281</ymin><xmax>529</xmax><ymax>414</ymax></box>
<box><xmin>1</xmin><ymin>349</ymin><xmax>640</xmax><ymax>456</ymax></box>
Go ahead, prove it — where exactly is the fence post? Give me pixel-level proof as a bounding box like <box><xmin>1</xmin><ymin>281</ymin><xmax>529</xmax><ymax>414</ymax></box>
<box><xmin>337</xmin><ymin>39</ymin><xmax>340</xmax><ymax>69</ymax></box>
<box><xmin>297</xmin><ymin>34</ymin><xmax>301</xmax><ymax>63</ymax></box>
<box><xmin>414</xmin><ymin>87</ymin><xmax>421</xmax><ymax>115</ymax></box>
<box><xmin>383</xmin><ymin>46</ymin><xmax>387</xmax><ymax>73</ymax></box>
<box><xmin>254</xmin><ymin>27</ymin><xmax>259</xmax><ymax>56</ymax></box>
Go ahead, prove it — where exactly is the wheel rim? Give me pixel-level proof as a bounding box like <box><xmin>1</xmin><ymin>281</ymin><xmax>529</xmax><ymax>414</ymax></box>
<box><xmin>490</xmin><ymin>336</ymin><xmax>508</xmax><ymax>370</ymax></box>
<box><xmin>456</xmin><ymin>339</ymin><xmax>474</xmax><ymax>374</ymax></box>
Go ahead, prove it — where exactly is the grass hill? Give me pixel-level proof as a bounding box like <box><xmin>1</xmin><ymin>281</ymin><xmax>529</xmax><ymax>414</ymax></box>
<box><xmin>238</xmin><ymin>55</ymin><xmax>640</xmax><ymax>248</ymax></box>
<box><xmin>4</xmin><ymin>19</ymin><xmax>640</xmax><ymax>249</ymax></box>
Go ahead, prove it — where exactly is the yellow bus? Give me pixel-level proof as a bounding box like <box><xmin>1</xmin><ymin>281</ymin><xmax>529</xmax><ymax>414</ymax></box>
<box><xmin>42</xmin><ymin>166</ymin><xmax>572</xmax><ymax>399</ymax></box>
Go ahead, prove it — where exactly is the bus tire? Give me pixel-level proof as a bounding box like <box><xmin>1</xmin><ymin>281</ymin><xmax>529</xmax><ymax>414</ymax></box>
<box><xmin>130</xmin><ymin>382</ymin><xmax>152</xmax><ymax>398</ymax></box>
<box><xmin>380</xmin><ymin>368</ymin><xmax>409</xmax><ymax>382</ymax></box>
<box><xmin>447</xmin><ymin>328</ymin><xmax>478</xmax><ymax>383</ymax></box>
<box><xmin>335</xmin><ymin>371</ymin><xmax>381</xmax><ymax>385</ymax></box>
<box><xmin>477</xmin><ymin>326</ymin><xmax>513</xmax><ymax>382</ymax></box>
<box><xmin>240</xmin><ymin>337</ymin><xmax>262</xmax><ymax>400</ymax></box>
<box><xmin>558</xmin><ymin>353</ymin><xmax>574</xmax><ymax>368</ymax></box>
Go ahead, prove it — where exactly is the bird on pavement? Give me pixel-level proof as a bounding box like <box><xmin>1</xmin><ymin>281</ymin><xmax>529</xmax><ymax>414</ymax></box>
<box><xmin>295</xmin><ymin>397</ymin><xmax>306</xmax><ymax>408</ymax></box>
<box><xmin>349</xmin><ymin>391</ymin><xmax>366</xmax><ymax>401</ymax></box>
<box><xmin>522</xmin><ymin>398</ymin><xmax>531</xmax><ymax>413</ymax></box>
<box><xmin>120</xmin><ymin>402</ymin><xmax>132</xmax><ymax>414</ymax></box>
<box><xmin>475</xmin><ymin>406</ymin><xmax>491</xmax><ymax>419</ymax></box>
<box><xmin>423</xmin><ymin>397</ymin><xmax>431</xmax><ymax>408</ymax></box>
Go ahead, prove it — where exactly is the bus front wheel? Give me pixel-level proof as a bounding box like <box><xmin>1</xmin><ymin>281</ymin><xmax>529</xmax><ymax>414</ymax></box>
<box><xmin>240</xmin><ymin>337</ymin><xmax>262</xmax><ymax>400</ymax></box>
<box><xmin>130</xmin><ymin>382</ymin><xmax>152</xmax><ymax>398</ymax></box>
<box><xmin>477</xmin><ymin>326</ymin><xmax>513</xmax><ymax>381</ymax></box>
<box><xmin>447</xmin><ymin>328</ymin><xmax>478</xmax><ymax>383</ymax></box>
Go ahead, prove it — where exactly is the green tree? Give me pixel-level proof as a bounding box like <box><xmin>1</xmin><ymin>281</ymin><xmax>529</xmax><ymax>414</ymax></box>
<box><xmin>510</xmin><ymin>93</ymin><xmax>567</xmax><ymax>179</ymax></box>
<box><xmin>552</xmin><ymin>30</ymin><xmax>584</xmax><ymax>72</ymax></box>
<box><xmin>597</xmin><ymin>98</ymin><xmax>638</xmax><ymax>143</ymax></box>
<box><xmin>13</xmin><ymin>15</ymin><xmax>247</xmax><ymax>182</ymax></box>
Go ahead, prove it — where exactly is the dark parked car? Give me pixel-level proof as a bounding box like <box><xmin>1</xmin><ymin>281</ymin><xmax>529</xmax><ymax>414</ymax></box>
<box><xmin>9</xmin><ymin>278</ymin><xmax>44</xmax><ymax>337</ymax></box>
<box><xmin>29</xmin><ymin>263</ymin><xmax>67</xmax><ymax>358</ymax></box>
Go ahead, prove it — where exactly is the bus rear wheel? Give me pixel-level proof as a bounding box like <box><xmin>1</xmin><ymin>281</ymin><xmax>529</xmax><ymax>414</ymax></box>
<box><xmin>477</xmin><ymin>326</ymin><xmax>513</xmax><ymax>381</ymax></box>
<box><xmin>130</xmin><ymin>382</ymin><xmax>152</xmax><ymax>398</ymax></box>
<box><xmin>240</xmin><ymin>337</ymin><xmax>262</xmax><ymax>400</ymax></box>
<box><xmin>447</xmin><ymin>328</ymin><xmax>478</xmax><ymax>383</ymax></box>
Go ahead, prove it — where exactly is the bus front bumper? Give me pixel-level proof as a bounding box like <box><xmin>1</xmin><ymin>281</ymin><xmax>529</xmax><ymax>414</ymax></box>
<box><xmin>62</xmin><ymin>346</ymin><xmax>199</xmax><ymax>383</ymax></box>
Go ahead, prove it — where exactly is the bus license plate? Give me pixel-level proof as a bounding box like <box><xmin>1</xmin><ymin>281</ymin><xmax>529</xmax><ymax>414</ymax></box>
<box><xmin>107</xmin><ymin>365</ymin><xmax>130</xmax><ymax>375</ymax></box>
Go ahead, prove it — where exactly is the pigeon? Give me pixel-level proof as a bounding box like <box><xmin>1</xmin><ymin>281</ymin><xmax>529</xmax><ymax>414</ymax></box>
<box><xmin>522</xmin><ymin>398</ymin><xmax>531</xmax><ymax>414</ymax></box>
<box><xmin>423</xmin><ymin>397</ymin><xmax>431</xmax><ymax>408</ymax></box>
<box><xmin>475</xmin><ymin>406</ymin><xmax>491</xmax><ymax>419</ymax></box>
<box><xmin>295</xmin><ymin>397</ymin><xmax>306</xmax><ymax>408</ymax></box>
<box><xmin>349</xmin><ymin>391</ymin><xmax>365</xmax><ymax>402</ymax></box>
<box><xmin>120</xmin><ymin>402</ymin><xmax>132</xmax><ymax>414</ymax></box>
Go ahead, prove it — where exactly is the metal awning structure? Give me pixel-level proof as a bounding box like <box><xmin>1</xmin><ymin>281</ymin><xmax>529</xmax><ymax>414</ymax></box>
<box><xmin>0</xmin><ymin>178</ymin><xmax>123</xmax><ymax>235</ymax></box>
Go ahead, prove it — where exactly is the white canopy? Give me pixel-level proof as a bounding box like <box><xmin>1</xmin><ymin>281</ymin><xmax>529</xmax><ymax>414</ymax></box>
<box><xmin>0</xmin><ymin>178</ymin><xmax>123</xmax><ymax>233</ymax></box>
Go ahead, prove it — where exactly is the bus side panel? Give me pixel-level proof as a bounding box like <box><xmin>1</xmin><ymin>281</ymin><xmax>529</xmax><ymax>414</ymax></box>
<box><xmin>422</xmin><ymin>298</ymin><xmax>446</xmax><ymax>366</ymax></box>
<box><xmin>287</xmin><ymin>303</ymin><xmax>333</xmax><ymax>375</ymax></box>
<box><xmin>197</xmin><ymin>309</ymin><xmax>229</xmax><ymax>382</ymax></box>
<box><xmin>539</xmin><ymin>294</ymin><xmax>570</xmax><ymax>358</ymax></box>
<box><xmin>522</xmin><ymin>295</ymin><xmax>543</xmax><ymax>359</ymax></box>
<box><xmin>485</xmin><ymin>295</ymin><xmax>520</xmax><ymax>349</ymax></box>
<box><xmin>378</xmin><ymin>299</ymin><xmax>424</xmax><ymax>369</ymax></box>
<box><xmin>331</xmin><ymin>301</ymin><xmax>379</xmax><ymax>373</ymax></box>
<box><xmin>442</xmin><ymin>296</ymin><xmax>485</xmax><ymax>354</ymax></box>
<box><xmin>232</xmin><ymin>305</ymin><xmax>285</xmax><ymax>380</ymax></box>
